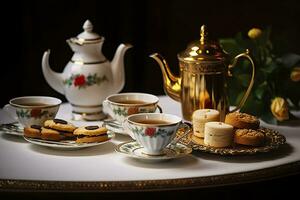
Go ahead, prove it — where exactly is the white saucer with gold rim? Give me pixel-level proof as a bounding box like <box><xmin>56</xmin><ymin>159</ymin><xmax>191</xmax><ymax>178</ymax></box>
<box><xmin>115</xmin><ymin>141</ymin><xmax>192</xmax><ymax>161</ymax></box>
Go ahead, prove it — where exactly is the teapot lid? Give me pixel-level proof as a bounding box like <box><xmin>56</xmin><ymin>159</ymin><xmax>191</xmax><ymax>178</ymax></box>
<box><xmin>178</xmin><ymin>25</ymin><xmax>227</xmax><ymax>63</ymax></box>
<box><xmin>70</xmin><ymin>20</ymin><xmax>103</xmax><ymax>45</ymax></box>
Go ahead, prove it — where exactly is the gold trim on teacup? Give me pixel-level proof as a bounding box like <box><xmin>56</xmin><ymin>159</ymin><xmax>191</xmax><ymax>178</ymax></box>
<box><xmin>9</xmin><ymin>97</ymin><xmax>62</xmax><ymax>109</ymax></box>
<box><xmin>9</xmin><ymin>102</ymin><xmax>61</xmax><ymax>109</ymax></box>
<box><xmin>109</xmin><ymin>101</ymin><xmax>158</xmax><ymax>107</ymax></box>
<box><xmin>127</xmin><ymin>114</ymin><xmax>182</xmax><ymax>127</ymax></box>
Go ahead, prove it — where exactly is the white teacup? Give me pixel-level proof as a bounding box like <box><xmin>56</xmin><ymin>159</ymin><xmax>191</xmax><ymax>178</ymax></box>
<box><xmin>125</xmin><ymin>113</ymin><xmax>190</xmax><ymax>155</ymax></box>
<box><xmin>103</xmin><ymin>93</ymin><xmax>162</xmax><ymax>124</ymax></box>
<box><xmin>4</xmin><ymin>96</ymin><xmax>61</xmax><ymax>127</ymax></box>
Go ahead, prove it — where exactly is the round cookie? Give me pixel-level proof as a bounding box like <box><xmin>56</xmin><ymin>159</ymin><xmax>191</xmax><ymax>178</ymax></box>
<box><xmin>225</xmin><ymin>112</ymin><xmax>260</xmax><ymax>129</ymax></box>
<box><xmin>24</xmin><ymin>125</ymin><xmax>42</xmax><ymax>139</ymax></box>
<box><xmin>74</xmin><ymin>125</ymin><xmax>108</xmax><ymax>143</ymax></box>
<box><xmin>234</xmin><ymin>129</ymin><xmax>265</xmax><ymax>146</ymax></box>
<box><xmin>41</xmin><ymin>127</ymin><xmax>65</xmax><ymax>141</ymax></box>
<box><xmin>44</xmin><ymin>119</ymin><xmax>76</xmax><ymax>132</ymax></box>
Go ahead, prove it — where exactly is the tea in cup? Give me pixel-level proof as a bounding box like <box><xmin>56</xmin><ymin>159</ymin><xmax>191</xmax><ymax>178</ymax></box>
<box><xmin>125</xmin><ymin>113</ymin><xmax>190</xmax><ymax>155</ymax></box>
<box><xmin>103</xmin><ymin>93</ymin><xmax>162</xmax><ymax>124</ymax></box>
<box><xmin>3</xmin><ymin>96</ymin><xmax>61</xmax><ymax>127</ymax></box>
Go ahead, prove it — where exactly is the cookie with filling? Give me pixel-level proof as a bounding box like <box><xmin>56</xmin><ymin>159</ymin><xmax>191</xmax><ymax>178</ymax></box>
<box><xmin>74</xmin><ymin>125</ymin><xmax>108</xmax><ymax>143</ymax></box>
<box><xmin>44</xmin><ymin>118</ymin><xmax>76</xmax><ymax>132</ymax></box>
<box><xmin>24</xmin><ymin>125</ymin><xmax>42</xmax><ymax>139</ymax></box>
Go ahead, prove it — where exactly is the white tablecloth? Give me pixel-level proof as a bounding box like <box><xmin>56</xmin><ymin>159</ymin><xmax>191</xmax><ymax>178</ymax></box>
<box><xmin>0</xmin><ymin>96</ymin><xmax>299</xmax><ymax>182</ymax></box>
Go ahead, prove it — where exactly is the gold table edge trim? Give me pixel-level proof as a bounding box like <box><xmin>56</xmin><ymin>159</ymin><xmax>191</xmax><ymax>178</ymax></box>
<box><xmin>0</xmin><ymin>161</ymin><xmax>299</xmax><ymax>192</ymax></box>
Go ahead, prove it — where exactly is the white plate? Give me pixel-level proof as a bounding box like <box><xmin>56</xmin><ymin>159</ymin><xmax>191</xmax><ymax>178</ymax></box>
<box><xmin>0</xmin><ymin>122</ymin><xmax>23</xmax><ymax>136</ymax></box>
<box><xmin>116</xmin><ymin>141</ymin><xmax>192</xmax><ymax>161</ymax></box>
<box><xmin>23</xmin><ymin>131</ymin><xmax>115</xmax><ymax>150</ymax></box>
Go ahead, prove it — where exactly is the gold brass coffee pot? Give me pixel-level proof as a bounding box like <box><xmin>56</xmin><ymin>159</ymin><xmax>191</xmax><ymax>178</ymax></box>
<box><xmin>150</xmin><ymin>25</ymin><xmax>255</xmax><ymax>121</ymax></box>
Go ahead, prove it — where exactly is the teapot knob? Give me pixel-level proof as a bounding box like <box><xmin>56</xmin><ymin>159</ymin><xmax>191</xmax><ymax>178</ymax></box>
<box><xmin>83</xmin><ymin>19</ymin><xmax>93</xmax><ymax>32</ymax></box>
<box><xmin>200</xmin><ymin>25</ymin><xmax>208</xmax><ymax>45</ymax></box>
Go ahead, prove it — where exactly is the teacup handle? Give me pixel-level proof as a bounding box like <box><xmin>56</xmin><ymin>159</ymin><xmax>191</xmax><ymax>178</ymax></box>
<box><xmin>3</xmin><ymin>104</ymin><xmax>18</xmax><ymax>121</ymax></box>
<box><xmin>228</xmin><ymin>49</ymin><xmax>255</xmax><ymax>112</ymax></box>
<box><xmin>102</xmin><ymin>100</ymin><xmax>113</xmax><ymax>117</ymax></box>
<box><xmin>122</xmin><ymin>118</ymin><xmax>135</xmax><ymax>140</ymax></box>
<box><xmin>169</xmin><ymin>122</ymin><xmax>192</xmax><ymax>147</ymax></box>
<box><xmin>156</xmin><ymin>105</ymin><xmax>163</xmax><ymax>113</ymax></box>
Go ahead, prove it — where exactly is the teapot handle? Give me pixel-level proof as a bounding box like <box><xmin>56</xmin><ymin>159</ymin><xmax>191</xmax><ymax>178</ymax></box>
<box><xmin>229</xmin><ymin>49</ymin><xmax>255</xmax><ymax>113</ymax></box>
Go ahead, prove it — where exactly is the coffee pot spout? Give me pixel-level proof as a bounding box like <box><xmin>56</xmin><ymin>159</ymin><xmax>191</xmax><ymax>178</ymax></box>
<box><xmin>149</xmin><ymin>53</ymin><xmax>181</xmax><ymax>101</ymax></box>
<box><xmin>42</xmin><ymin>50</ymin><xmax>64</xmax><ymax>94</ymax></box>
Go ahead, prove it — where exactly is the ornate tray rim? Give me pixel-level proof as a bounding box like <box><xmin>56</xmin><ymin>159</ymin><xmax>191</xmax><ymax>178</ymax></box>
<box><xmin>179</xmin><ymin>127</ymin><xmax>286</xmax><ymax>156</ymax></box>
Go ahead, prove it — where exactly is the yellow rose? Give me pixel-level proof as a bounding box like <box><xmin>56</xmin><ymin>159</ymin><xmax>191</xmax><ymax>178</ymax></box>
<box><xmin>290</xmin><ymin>67</ymin><xmax>300</xmax><ymax>82</ymax></box>
<box><xmin>270</xmin><ymin>97</ymin><xmax>289</xmax><ymax>121</ymax></box>
<box><xmin>248</xmin><ymin>28</ymin><xmax>262</xmax><ymax>39</ymax></box>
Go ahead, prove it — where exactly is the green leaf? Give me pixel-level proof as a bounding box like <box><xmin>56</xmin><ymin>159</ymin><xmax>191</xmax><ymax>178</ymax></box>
<box><xmin>260</xmin><ymin>111</ymin><xmax>278</xmax><ymax>125</ymax></box>
<box><xmin>219</xmin><ymin>38</ymin><xmax>243</xmax><ymax>57</ymax></box>
<box><xmin>255</xmin><ymin>81</ymin><xmax>268</xmax><ymax>100</ymax></box>
<box><xmin>260</xmin><ymin>61</ymin><xmax>278</xmax><ymax>74</ymax></box>
<box><xmin>279</xmin><ymin>53</ymin><xmax>300</xmax><ymax>68</ymax></box>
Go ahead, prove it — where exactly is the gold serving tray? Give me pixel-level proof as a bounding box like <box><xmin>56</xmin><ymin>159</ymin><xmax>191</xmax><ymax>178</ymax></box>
<box><xmin>177</xmin><ymin>127</ymin><xmax>286</xmax><ymax>155</ymax></box>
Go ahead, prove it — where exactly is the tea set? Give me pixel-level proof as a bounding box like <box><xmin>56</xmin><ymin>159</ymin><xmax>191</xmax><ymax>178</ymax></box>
<box><xmin>0</xmin><ymin>20</ymin><xmax>260</xmax><ymax>161</ymax></box>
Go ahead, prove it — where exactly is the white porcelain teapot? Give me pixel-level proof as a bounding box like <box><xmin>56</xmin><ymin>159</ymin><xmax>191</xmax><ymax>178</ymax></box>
<box><xmin>42</xmin><ymin>20</ymin><xmax>132</xmax><ymax>120</ymax></box>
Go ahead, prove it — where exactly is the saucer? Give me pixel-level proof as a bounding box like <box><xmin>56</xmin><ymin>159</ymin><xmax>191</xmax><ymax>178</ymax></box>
<box><xmin>116</xmin><ymin>141</ymin><xmax>192</xmax><ymax>161</ymax></box>
<box><xmin>104</xmin><ymin>120</ymin><xmax>128</xmax><ymax>135</ymax></box>
<box><xmin>0</xmin><ymin>122</ymin><xmax>23</xmax><ymax>136</ymax></box>
<box><xmin>23</xmin><ymin>131</ymin><xmax>115</xmax><ymax>150</ymax></box>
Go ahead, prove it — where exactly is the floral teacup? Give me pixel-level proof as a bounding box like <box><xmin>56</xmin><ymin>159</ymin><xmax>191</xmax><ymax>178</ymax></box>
<box><xmin>103</xmin><ymin>93</ymin><xmax>162</xmax><ymax>124</ymax></box>
<box><xmin>3</xmin><ymin>96</ymin><xmax>61</xmax><ymax>127</ymax></box>
<box><xmin>125</xmin><ymin>113</ymin><xmax>190</xmax><ymax>155</ymax></box>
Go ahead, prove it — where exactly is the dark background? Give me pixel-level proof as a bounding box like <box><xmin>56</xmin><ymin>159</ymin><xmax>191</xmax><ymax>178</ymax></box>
<box><xmin>1</xmin><ymin>0</ymin><xmax>300</xmax><ymax>197</ymax></box>
<box><xmin>2</xmin><ymin>0</ymin><xmax>300</xmax><ymax>106</ymax></box>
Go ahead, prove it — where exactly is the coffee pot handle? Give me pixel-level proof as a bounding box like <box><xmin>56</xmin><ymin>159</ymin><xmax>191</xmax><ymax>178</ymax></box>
<box><xmin>229</xmin><ymin>49</ymin><xmax>255</xmax><ymax>113</ymax></box>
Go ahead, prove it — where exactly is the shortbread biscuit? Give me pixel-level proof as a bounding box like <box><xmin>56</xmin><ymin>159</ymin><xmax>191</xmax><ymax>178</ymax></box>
<box><xmin>234</xmin><ymin>129</ymin><xmax>265</xmax><ymax>146</ymax></box>
<box><xmin>44</xmin><ymin>119</ymin><xmax>76</xmax><ymax>132</ymax></box>
<box><xmin>225</xmin><ymin>112</ymin><xmax>260</xmax><ymax>129</ymax></box>
<box><xmin>24</xmin><ymin>125</ymin><xmax>42</xmax><ymax>139</ymax></box>
<box><xmin>74</xmin><ymin>125</ymin><xmax>108</xmax><ymax>143</ymax></box>
<box><xmin>41</xmin><ymin>127</ymin><xmax>65</xmax><ymax>141</ymax></box>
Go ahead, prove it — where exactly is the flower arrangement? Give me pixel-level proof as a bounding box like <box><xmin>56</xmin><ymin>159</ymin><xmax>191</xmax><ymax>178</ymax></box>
<box><xmin>220</xmin><ymin>27</ymin><xmax>300</xmax><ymax>124</ymax></box>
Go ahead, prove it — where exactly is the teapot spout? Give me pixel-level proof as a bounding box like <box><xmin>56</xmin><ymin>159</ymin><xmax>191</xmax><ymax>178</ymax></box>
<box><xmin>42</xmin><ymin>50</ymin><xmax>64</xmax><ymax>94</ymax></box>
<box><xmin>111</xmin><ymin>43</ymin><xmax>133</xmax><ymax>93</ymax></box>
<box><xmin>149</xmin><ymin>53</ymin><xmax>181</xmax><ymax>101</ymax></box>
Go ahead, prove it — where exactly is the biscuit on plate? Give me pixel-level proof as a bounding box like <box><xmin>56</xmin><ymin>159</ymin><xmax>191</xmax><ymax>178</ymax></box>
<box><xmin>234</xmin><ymin>129</ymin><xmax>265</xmax><ymax>146</ymax></box>
<box><xmin>225</xmin><ymin>112</ymin><xmax>260</xmax><ymax>129</ymax></box>
<box><xmin>74</xmin><ymin>125</ymin><xmax>108</xmax><ymax>143</ymax></box>
<box><xmin>44</xmin><ymin>118</ymin><xmax>76</xmax><ymax>132</ymax></box>
<box><xmin>24</xmin><ymin>125</ymin><xmax>42</xmax><ymax>139</ymax></box>
<box><xmin>41</xmin><ymin>127</ymin><xmax>65</xmax><ymax>141</ymax></box>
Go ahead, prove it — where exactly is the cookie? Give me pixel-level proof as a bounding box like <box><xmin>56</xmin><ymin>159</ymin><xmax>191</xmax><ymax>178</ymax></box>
<box><xmin>74</xmin><ymin>125</ymin><xmax>108</xmax><ymax>143</ymax></box>
<box><xmin>234</xmin><ymin>129</ymin><xmax>265</xmax><ymax>146</ymax></box>
<box><xmin>24</xmin><ymin>125</ymin><xmax>42</xmax><ymax>139</ymax></box>
<box><xmin>44</xmin><ymin>119</ymin><xmax>76</xmax><ymax>132</ymax></box>
<box><xmin>41</xmin><ymin>127</ymin><xmax>65</xmax><ymax>141</ymax></box>
<box><xmin>225</xmin><ymin>112</ymin><xmax>260</xmax><ymax>129</ymax></box>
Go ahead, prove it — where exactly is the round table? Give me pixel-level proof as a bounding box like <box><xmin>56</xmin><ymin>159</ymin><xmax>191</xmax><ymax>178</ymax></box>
<box><xmin>0</xmin><ymin>96</ymin><xmax>299</xmax><ymax>192</ymax></box>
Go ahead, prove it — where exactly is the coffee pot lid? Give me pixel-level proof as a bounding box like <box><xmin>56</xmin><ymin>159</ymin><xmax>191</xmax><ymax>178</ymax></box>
<box><xmin>71</xmin><ymin>20</ymin><xmax>103</xmax><ymax>45</ymax></box>
<box><xmin>178</xmin><ymin>25</ymin><xmax>227</xmax><ymax>62</ymax></box>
